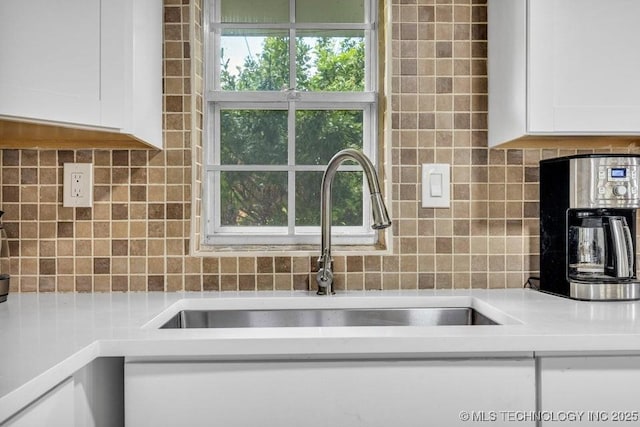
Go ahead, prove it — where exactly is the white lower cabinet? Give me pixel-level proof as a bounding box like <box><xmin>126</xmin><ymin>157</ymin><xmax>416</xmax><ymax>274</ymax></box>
<box><xmin>1</xmin><ymin>358</ymin><xmax>124</xmax><ymax>427</ymax></box>
<box><xmin>539</xmin><ymin>356</ymin><xmax>640</xmax><ymax>426</ymax></box>
<box><xmin>125</xmin><ymin>358</ymin><xmax>536</xmax><ymax>427</ymax></box>
<box><xmin>3</xmin><ymin>378</ymin><xmax>74</xmax><ymax>427</ymax></box>
<box><xmin>73</xmin><ymin>358</ymin><xmax>124</xmax><ymax>427</ymax></box>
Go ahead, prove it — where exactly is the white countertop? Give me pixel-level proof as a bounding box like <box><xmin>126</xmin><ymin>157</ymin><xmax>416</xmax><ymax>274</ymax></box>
<box><xmin>3</xmin><ymin>289</ymin><xmax>640</xmax><ymax>420</ymax></box>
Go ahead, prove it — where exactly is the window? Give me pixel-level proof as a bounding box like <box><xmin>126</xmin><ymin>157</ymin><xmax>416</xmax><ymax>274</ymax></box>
<box><xmin>204</xmin><ymin>0</ymin><xmax>379</xmax><ymax>246</ymax></box>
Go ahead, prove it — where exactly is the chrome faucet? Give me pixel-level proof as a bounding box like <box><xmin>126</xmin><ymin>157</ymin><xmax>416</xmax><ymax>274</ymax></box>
<box><xmin>316</xmin><ymin>149</ymin><xmax>392</xmax><ymax>295</ymax></box>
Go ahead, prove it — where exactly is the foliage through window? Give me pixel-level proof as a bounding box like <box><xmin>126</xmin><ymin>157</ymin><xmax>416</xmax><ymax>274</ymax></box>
<box><xmin>204</xmin><ymin>0</ymin><xmax>379</xmax><ymax>245</ymax></box>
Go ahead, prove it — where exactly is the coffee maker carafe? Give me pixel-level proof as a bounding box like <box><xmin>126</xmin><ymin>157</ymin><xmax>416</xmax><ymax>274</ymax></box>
<box><xmin>568</xmin><ymin>214</ymin><xmax>634</xmax><ymax>281</ymax></box>
<box><xmin>540</xmin><ymin>155</ymin><xmax>640</xmax><ymax>300</ymax></box>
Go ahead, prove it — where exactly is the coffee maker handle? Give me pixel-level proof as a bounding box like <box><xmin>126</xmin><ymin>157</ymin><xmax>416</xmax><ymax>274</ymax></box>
<box><xmin>610</xmin><ymin>218</ymin><xmax>632</xmax><ymax>278</ymax></box>
<box><xmin>623</xmin><ymin>223</ymin><xmax>635</xmax><ymax>277</ymax></box>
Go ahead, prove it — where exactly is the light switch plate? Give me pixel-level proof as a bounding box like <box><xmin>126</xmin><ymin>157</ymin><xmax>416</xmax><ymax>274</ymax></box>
<box><xmin>63</xmin><ymin>163</ymin><xmax>93</xmax><ymax>207</ymax></box>
<box><xmin>421</xmin><ymin>163</ymin><xmax>450</xmax><ymax>208</ymax></box>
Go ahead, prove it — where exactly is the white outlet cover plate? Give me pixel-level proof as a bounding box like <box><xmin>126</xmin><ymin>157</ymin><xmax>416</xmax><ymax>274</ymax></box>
<box><xmin>421</xmin><ymin>163</ymin><xmax>450</xmax><ymax>208</ymax></box>
<box><xmin>63</xmin><ymin>163</ymin><xmax>93</xmax><ymax>207</ymax></box>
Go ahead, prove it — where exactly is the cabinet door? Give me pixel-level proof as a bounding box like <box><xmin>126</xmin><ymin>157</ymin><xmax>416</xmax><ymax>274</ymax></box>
<box><xmin>528</xmin><ymin>0</ymin><xmax>640</xmax><ymax>133</ymax></box>
<box><xmin>539</xmin><ymin>356</ymin><xmax>640</xmax><ymax>426</ymax></box>
<box><xmin>3</xmin><ymin>378</ymin><xmax>74</xmax><ymax>427</ymax></box>
<box><xmin>0</xmin><ymin>0</ymin><xmax>104</xmax><ymax>127</ymax></box>
<box><xmin>126</xmin><ymin>358</ymin><xmax>536</xmax><ymax>427</ymax></box>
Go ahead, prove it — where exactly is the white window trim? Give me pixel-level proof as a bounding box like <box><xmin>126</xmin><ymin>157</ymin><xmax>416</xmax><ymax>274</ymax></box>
<box><xmin>202</xmin><ymin>0</ymin><xmax>381</xmax><ymax>247</ymax></box>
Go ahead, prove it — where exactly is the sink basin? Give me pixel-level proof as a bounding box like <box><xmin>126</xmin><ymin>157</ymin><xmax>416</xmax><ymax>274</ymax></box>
<box><xmin>159</xmin><ymin>307</ymin><xmax>499</xmax><ymax>329</ymax></box>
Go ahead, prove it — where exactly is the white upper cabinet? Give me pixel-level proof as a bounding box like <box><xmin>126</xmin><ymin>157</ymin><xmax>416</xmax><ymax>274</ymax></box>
<box><xmin>0</xmin><ymin>0</ymin><xmax>162</xmax><ymax>149</ymax></box>
<box><xmin>488</xmin><ymin>0</ymin><xmax>640</xmax><ymax>147</ymax></box>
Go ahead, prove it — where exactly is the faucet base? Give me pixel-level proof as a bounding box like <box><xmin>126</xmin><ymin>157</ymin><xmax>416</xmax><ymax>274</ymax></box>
<box><xmin>315</xmin><ymin>267</ymin><xmax>334</xmax><ymax>296</ymax></box>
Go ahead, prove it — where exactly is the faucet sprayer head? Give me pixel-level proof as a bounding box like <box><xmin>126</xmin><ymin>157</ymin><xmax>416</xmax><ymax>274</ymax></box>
<box><xmin>370</xmin><ymin>192</ymin><xmax>392</xmax><ymax>230</ymax></box>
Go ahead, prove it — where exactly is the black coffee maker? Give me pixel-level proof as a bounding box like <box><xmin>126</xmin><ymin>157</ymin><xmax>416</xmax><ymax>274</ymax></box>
<box><xmin>539</xmin><ymin>154</ymin><xmax>640</xmax><ymax>300</ymax></box>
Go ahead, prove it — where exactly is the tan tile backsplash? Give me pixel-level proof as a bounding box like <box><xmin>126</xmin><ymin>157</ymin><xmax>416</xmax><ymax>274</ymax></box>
<box><xmin>1</xmin><ymin>0</ymin><xmax>637</xmax><ymax>293</ymax></box>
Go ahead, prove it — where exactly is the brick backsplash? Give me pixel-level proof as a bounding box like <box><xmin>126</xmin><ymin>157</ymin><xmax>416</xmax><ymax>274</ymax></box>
<box><xmin>0</xmin><ymin>0</ymin><xmax>635</xmax><ymax>293</ymax></box>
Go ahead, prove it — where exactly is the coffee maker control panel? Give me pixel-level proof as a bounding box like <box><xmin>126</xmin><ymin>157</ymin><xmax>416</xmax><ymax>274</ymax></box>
<box><xmin>596</xmin><ymin>165</ymin><xmax>640</xmax><ymax>202</ymax></box>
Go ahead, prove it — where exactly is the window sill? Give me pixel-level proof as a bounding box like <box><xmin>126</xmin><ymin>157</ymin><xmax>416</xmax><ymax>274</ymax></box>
<box><xmin>192</xmin><ymin>243</ymin><xmax>391</xmax><ymax>258</ymax></box>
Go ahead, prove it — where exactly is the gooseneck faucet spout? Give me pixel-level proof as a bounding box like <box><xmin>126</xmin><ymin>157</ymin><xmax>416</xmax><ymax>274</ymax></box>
<box><xmin>316</xmin><ymin>149</ymin><xmax>392</xmax><ymax>295</ymax></box>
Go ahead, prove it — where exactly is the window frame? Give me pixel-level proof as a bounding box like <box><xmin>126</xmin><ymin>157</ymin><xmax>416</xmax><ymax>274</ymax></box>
<box><xmin>203</xmin><ymin>0</ymin><xmax>380</xmax><ymax>246</ymax></box>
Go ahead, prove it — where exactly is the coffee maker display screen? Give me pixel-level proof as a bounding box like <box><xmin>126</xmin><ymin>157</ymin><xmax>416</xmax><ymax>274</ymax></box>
<box><xmin>611</xmin><ymin>168</ymin><xmax>627</xmax><ymax>178</ymax></box>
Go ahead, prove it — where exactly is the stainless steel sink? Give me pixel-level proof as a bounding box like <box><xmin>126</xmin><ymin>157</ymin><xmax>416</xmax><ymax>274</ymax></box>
<box><xmin>159</xmin><ymin>307</ymin><xmax>499</xmax><ymax>329</ymax></box>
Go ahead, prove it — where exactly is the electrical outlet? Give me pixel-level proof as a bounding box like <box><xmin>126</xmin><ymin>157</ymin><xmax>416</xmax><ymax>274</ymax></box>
<box><xmin>63</xmin><ymin>163</ymin><xmax>93</xmax><ymax>207</ymax></box>
<box><xmin>71</xmin><ymin>173</ymin><xmax>83</xmax><ymax>198</ymax></box>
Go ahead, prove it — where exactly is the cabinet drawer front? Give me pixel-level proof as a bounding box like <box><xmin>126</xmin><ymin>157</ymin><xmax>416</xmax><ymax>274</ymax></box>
<box><xmin>126</xmin><ymin>359</ymin><xmax>536</xmax><ymax>427</ymax></box>
<box><xmin>540</xmin><ymin>356</ymin><xmax>640</xmax><ymax>426</ymax></box>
